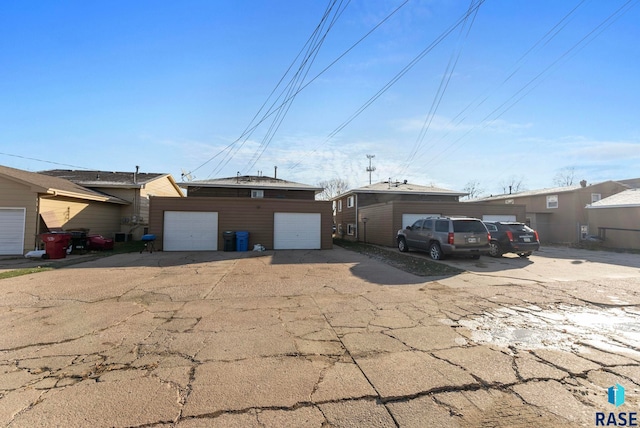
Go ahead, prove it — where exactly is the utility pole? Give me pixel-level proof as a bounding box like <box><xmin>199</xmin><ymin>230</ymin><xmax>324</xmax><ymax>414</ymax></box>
<box><xmin>366</xmin><ymin>154</ymin><xmax>376</xmax><ymax>185</ymax></box>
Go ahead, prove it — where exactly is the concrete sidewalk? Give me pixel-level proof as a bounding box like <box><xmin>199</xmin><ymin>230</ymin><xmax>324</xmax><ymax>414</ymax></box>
<box><xmin>1</xmin><ymin>248</ymin><xmax>639</xmax><ymax>427</ymax></box>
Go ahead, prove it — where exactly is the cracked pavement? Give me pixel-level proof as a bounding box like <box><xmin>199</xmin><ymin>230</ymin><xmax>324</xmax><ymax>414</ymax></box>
<box><xmin>1</xmin><ymin>246</ymin><xmax>639</xmax><ymax>427</ymax></box>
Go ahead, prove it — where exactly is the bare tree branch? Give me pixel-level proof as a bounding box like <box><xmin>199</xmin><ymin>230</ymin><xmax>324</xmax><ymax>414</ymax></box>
<box><xmin>316</xmin><ymin>178</ymin><xmax>350</xmax><ymax>200</ymax></box>
<box><xmin>462</xmin><ymin>180</ymin><xmax>485</xmax><ymax>199</ymax></box>
<box><xmin>553</xmin><ymin>167</ymin><xmax>576</xmax><ymax>187</ymax></box>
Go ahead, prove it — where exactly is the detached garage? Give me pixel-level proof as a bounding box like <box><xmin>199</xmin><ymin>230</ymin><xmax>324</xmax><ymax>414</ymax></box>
<box><xmin>149</xmin><ymin>197</ymin><xmax>332</xmax><ymax>251</ymax></box>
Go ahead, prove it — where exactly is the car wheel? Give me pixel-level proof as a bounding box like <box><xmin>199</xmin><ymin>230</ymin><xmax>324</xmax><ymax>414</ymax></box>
<box><xmin>518</xmin><ymin>252</ymin><xmax>532</xmax><ymax>258</ymax></box>
<box><xmin>398</xmin><ymin>237</ymin><xmax>408</xmax><ymax>252</ymax></box>
<box><xmin>488</xmin><ymin>241</ymin><xmax>502</xmax><ymax>257</ymax></box>
<box><xmin>429</xmin><ymin>242</ymin><xmax>444</xmax><ymax>260</ymax></box>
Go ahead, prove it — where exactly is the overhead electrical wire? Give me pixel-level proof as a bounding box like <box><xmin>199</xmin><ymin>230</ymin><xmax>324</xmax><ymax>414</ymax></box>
<box><xmin>287</xmin><ymin>0</ymin><xmax>485</xmax><ymax>172</ymax></box>
<box><xmin>242</xmin><ymin>0</ymin><xmax>350</xmax><ymax>175</ymax></box>
<box><xmin>187</xmin><ymin>0</ymin><xmax>343</xmax><ymax>178</ymax></box>
<box><xmin>189</xmin><ymin>0</ymin><xmax>410</xmax><ymax>179</ymax></box>
<box><xmin>397</xmin><ymin>0</ymin><xmax>481</xmax><ymax>177</ymax></box>
<box><xmin>417</xmin><ymin>0</ymin><xmax>639</xmax><ymax>173</ymax></box>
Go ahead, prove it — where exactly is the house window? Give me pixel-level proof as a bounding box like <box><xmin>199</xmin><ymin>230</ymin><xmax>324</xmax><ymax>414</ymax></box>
<box><xmin>591</xmin><ymin>193</ymin><xmax>601</xmax><ymax>203</ymax></box>
<box><xmin>546</xmin><ymin>195</ymin><xmax>558</xmax><ymax>209</ymax></box>
<box><xmin>347</xmin><ymin>196</ymin><xmax>355</xmax><ymax>208</ymax></box>
<box><xmin>338</xmin><ymin>200</ymin><xmax>342</xmax><ymax>212</ymax></box>
<box><xmin>347</xmin><ymin>224</ymin><xmax>355</xmax><ymax>235</ymax></box>
<box><xmin>251</xmin><ymin>189</ymin><xmax>264</xmax><ymax>198</ymax></box>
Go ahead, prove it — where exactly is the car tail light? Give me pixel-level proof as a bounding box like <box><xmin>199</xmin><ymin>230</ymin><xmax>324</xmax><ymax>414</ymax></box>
<box><xmin>534</xmin><ymin>230</ymin><xmax>539</xmax><ymax>241</ymax></box>
<box><xmin>506</xmin><ymin>231</ymin><xmax>514</xmax><ymax>241</ymax></box>
<box><xmin>448</xmin><ymin>232</ymin><xmax>454</xmax><ymax>245</ymax></box>
<box><xmin>487</xmin><ymin>233</ymin><xmax>491</xmax><ymax>242</ymax></box>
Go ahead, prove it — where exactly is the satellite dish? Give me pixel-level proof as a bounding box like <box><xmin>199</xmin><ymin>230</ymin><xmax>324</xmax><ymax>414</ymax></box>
<box><xmin>180</xmin><ymin>168</ymin><xmax>194</xmax><ymax>182</ymax></box>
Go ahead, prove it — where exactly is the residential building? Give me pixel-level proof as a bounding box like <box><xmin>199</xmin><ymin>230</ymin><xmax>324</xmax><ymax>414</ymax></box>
<box><xmin>0</xmin><ymin>165</ymin><xmax>128</xmax><ymax>255</ymax></box>
<box><xmin>333</xmin><ymin>180</ymin><xmax>525</xmax><ymax>246</ymax></box>
<box><xmin>40</xmin><ymin>168</ymin><xmax>184</xmax><ymax>240</ymax></box>
<box><xmin>471</xmin><ymin>180</ymin><xmax>629</xmax><ymax>244</ymax></box>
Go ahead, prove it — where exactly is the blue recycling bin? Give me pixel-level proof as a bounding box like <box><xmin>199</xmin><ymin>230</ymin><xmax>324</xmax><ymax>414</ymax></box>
<box><xmin>236</xmin><ymin>231</ymin><xmax>249</xmax><ymax>252</ymax></box>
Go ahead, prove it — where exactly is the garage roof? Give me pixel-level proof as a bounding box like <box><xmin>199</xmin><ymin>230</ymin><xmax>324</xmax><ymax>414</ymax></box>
<box><xmin>337</xmin><ymin>180</ymin><xmax>467</xmax><ymax>198</ymax></box>
<box><xmin>0</xmin><ymin>165</ymin><xmax>128</xmax><ymax>204</ymax></box>
<box><xmin>587</xmin><ymin>189</ymin><xmax>640</xmax><ymax>208</ymax></box>
<box><xmin>180</xmin><ymin>175</ymin><xmax>323</xmax><ymax>193</ymax></box>
<box><xmin>40</xmin><ymin>169</ymin><xmax>172</xmax><ymax>188</ymax></box>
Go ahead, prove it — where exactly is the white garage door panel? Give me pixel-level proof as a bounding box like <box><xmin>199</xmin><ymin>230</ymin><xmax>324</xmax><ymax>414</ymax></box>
<box><xmin>401</xmin><ymin>213</ymin><xmax>441</xmax><ymax>229</ymax></box>
<box><xmin>163</xmin><ymin>211</ymin><xmax>218</xmax><ymax>251</ymax></box>
<box><xmin>274</xmin><ymin>213</ymin><xmax>321</xmax><ymax>250</ymax></box>
<box><xmin>482</xmin><ymin>215</ymin><xmax>517</xmax><ymax>222</ymax></box>
<box><xmin>0</xmin><ymin>208</ymin><xmax>26</xmax><ymax>255</ymax></box>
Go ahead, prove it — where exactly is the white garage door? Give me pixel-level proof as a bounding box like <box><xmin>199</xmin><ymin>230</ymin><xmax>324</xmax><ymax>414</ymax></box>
<box><xmin>482</xmin><ymin>215</ymin><xmax>517</xmax><ymax>222</ymax></box>
<box><xmin>163</xmin><ymin>211</ymin><xmax>218</xmax><ymax>251</ymax></box>
<box><xmin>274</xmin><ymin>213</ymin><xmax>321</xmax><ymax>250</ymax></box>
<box><xmin>401</xmin><ymin>213</ymin><xmax>441</xmax><ymax>229</ymax></box>
<box><xmin>0</xmin><ymin>208</ymin><xmax>26</xmax><ymax>255</ymax></box>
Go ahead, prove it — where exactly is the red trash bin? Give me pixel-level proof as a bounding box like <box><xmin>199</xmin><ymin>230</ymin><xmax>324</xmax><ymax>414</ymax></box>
<box><xmin>40</xmin><ymin>233</ymin><xmax>72</xmax><ymax>259</ymax></box>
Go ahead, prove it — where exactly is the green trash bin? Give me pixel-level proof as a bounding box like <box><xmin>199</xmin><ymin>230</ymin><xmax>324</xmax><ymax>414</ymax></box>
<box><xmin>223</xmin><ymin>231</ymin><xmax>236</xmax><ymax>251</ymax></box>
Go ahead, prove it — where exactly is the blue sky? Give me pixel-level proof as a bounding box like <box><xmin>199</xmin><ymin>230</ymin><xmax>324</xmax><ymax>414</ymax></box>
<box><xmin>1</xmin><ymin>0</ymin><xmax>638</xmax><ymax>196</ymax></box>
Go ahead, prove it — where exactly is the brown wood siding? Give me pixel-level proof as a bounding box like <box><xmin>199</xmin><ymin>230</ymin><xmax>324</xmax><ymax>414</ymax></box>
<box><xmin>149</xmin><ymin>197</ymin><xmax>333</xmax><ymax>250</ymax></box>
<box><xmin>359</xmin><ymin>201</ymin><xmax>525</xmax><ymax>247</ymax></box>
<box><xmin>588</xmin><ymin>207</ymin><xmax>640</xmax><ymax>250</ymax></box>
<box><xmin>0</xmin><ymin>177</ymin><xmax>38</xmax><ymax>253</ymax></box>
<box><xmin>186</xmin><ymin>187</ymin><xmax>315</xmax><ymax>200</ymax></box>
<box><xmin>477</xmin><ymin>181</ymin><xmax>629</xmax><ymax>243</ymax></box>
<box><xmin>358</xmin><ymin>203</ymin><xmax>393</xmax><ymax>245</ymax></box>
<box><xmin>357</xmin><ymin>192</ymin><xmax>459</xmax><ymax>207</ymax></box>
<box><xmin>333</xmin><ymin>196</ymin><xmax>357</xmax><ymax>240</ymax></box>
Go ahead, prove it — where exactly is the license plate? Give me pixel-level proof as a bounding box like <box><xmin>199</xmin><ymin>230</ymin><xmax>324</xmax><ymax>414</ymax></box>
<box><xmin>467</xmin><ymin>237</ymin><xmax>477</xmax><ymax>243</ymax></box>
<box><xmin>523</xmin><ymin>237</ymin><xmax>531</xmax><ymax>242</ymax></box>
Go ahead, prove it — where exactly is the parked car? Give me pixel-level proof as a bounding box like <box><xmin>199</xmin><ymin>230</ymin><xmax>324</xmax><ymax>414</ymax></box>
<box><xmin>482</xmin><ymin>221</ymin><xmax>540</xmax><ymax>258</ymax></box>
<box><xmin>87</xmin><ymin>235</ymin><xmax>114</xmax><ymax>251</ymax></box>
<box><xmin>397</xmin><ymin>216</ymin><xmax>490</xmax><ymax>260</ymax></box>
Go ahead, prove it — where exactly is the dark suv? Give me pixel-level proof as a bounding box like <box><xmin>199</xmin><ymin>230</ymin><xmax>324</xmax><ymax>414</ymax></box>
<box><xmin>397</xmin><ymin>217</ymin><xmax>490</xmax><ymax>260</ymax></box>
<box><xmin>482</xmin><ymin>221</ymin><xmax>540</xmax><ymax>258</ymax></box>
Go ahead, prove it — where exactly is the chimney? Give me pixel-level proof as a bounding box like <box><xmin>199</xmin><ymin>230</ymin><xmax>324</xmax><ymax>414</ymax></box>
<box><xmin>580</xmin><ymin>180</ymin><xmax>587</xmax><ymax>188</ymax></box>
<box><xmin>134</xmin><ymin>165</ymin><xmax>139</xmax><ymax>184</ymax></box>
<box><xmin>274</xmin><ymin>166</ymin><xmax>277</xmax><ymax>179</ymax></box>
<box><xmin>403</xmin><ymin>179</ymin><xmax>407</xmax><ymax>184</ymax></box>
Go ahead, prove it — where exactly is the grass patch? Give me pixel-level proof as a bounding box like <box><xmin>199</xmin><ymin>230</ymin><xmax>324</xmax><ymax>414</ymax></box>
<box><xmin>334</xmin><ymin>239</ymin><xmax>464</xmax><ymax>277</ymax></box>
<box><xmin>0</xmin><ymin>240</ymin><xmax>146</xmax><ymax>280</ymax></box>
<box><xmin>0</xmin><ymin>267</ymin><xmax>54</xmax><ymax>280</ymax></box>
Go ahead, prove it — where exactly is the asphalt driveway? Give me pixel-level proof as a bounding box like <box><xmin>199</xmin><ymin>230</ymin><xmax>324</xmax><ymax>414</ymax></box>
<box><xmin>1</xmin><ymin>247</ymin><xmax>639</xmax><ymax>427</ymax></box>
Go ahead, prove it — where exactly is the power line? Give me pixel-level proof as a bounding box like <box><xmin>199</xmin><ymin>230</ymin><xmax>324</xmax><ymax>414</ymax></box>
<box><xmin>190</xmin><ymin>0</ymin><xmax>410</xmax><ymax>179</ymax></box>
<box><xmin>0</xmin><ymin>152</ymin><xmax>90</xmax><ymax>170</ymax></box>
<box><xmin>418</xmin><ymin>0</ymin><xmax>640</xmax><ymax>177</ymax></box>
<box><xmin>288</xmin><ymin>0</ymin><xmax>485</xmax><ymax>172</ymax></box>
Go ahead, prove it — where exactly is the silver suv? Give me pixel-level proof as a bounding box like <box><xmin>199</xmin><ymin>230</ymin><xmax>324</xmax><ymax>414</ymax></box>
<box><xmin>397</xmin><ymin>216</ymin><xmax>490</xmax><ymax>260</ymax></box>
